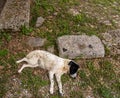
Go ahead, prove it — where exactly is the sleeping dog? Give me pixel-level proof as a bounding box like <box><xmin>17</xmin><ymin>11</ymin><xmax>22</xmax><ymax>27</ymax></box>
<box><xmin>16</xmin><ymin>50</ymin><xmax>79</xmax><ymax>96</ymax></box>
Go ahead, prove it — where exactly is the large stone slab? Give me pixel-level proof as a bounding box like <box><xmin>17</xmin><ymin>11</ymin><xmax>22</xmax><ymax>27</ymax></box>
<box><xmin>102</xmin><ymin>29</ymin><xmax>120</xmax><ymax>55</ymax></box>
<box><xmin>57</xmin><ymin>35</ymin><xmax>105</xmax><ymax>59</ymax></box>
<box><xmin>0</xmin><ymin>0</ymin><xmax>30</xmax><ymax>31</ymax></box>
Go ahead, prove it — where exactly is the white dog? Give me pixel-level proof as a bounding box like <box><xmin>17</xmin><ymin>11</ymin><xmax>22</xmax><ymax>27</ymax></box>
<box><xmin>16</xmin><ymin>50</ymin><xmax>79</xmax><ymax>96</ymax></box>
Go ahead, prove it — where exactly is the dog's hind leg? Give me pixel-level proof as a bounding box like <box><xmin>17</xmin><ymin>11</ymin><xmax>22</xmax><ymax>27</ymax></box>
<box><xmin>16</xmin><ymin>58</ymin><xmax>28</xmax><ymax>64</ymax></box>
<box><xmin>18</xmin><ymin>64</ymin><xmax>38</xmax><ymax>73</ymax></box>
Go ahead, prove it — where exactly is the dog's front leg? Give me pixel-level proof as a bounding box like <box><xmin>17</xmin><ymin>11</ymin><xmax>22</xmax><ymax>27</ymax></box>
<box><xmin>49</xmin><ymin>71</ymin><xmax>54</xmax><ymax>94</ymax></box>
<box><xmin>55</xmin><ymin>73</ymin><xmax>63</xmax><ymax>96</ymax></box>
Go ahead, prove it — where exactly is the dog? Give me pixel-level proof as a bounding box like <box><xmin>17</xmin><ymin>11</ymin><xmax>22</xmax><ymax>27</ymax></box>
<box><xmin>16</xmin><ymin>50</ymin><xmax>79</xmax><ymax>96</ymax></box>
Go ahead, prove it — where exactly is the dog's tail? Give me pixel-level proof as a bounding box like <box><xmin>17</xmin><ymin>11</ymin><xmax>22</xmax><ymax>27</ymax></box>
<box><xmin>16</xmin><ymin>57</ymin><xmax>28</xmax><ymax>64</ymax></box>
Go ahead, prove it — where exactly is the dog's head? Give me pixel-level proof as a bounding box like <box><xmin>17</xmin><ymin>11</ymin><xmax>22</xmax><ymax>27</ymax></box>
<box><xmin>68</xmin><ymin>61</ymin><xmax>79</xmax><ymax>79</ymax></box>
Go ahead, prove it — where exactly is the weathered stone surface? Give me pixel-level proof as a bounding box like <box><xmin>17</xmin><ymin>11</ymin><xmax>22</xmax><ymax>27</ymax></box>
<box><xmin>26</xmin><ymin>37</ymin><xmax>46</xmax><ymax>47</ymax></box>
<box><xmin>0</xmin><ymin>0</ymin><xmax>30</xmax><ymax>31</ymax></box>
<box><xmin>102</xmin><ymin>29</ymin><xmax>120</xmax><ymax>55</ymax></box>
<box><xmin>57</xmin><ymin>35</ymin><xmax>105</xmax><ymax>59</ymax></box>
<box><xmin>36</xmin><ymin>17</ymin><xmax>45</xmax><ymax>27</ymax></box>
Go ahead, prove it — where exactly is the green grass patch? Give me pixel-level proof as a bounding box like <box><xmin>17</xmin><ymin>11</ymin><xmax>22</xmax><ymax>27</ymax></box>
<box><xmin>70</xmin><ymin>90</ymin><xmax>83</xmax><ymax>98</ymax></box>
<box><xmin>7</xmin><ymin>56</ymin><xmax>18</xmax><ymax>72</ymax></box>
<box><xmin>31</xmin><ymin>0</ymin><xmax>113</xmax><ymax>39</ymax></box>
<box><xmin>0</xmin><ymin>31</ymin><xmax>12</xmax><ymax>41</ymax></box>
<box><xmin>61</xmin><ymin>74</ymin><xmax>70</xmax><ymax>84</ymax></box>
<box><xmin>20</xmin><ymin>25</ymin><xmax>33</xmax><ymax>35</ymax></box>
<box><xmin>96</xmin><ymin>85</ymin><xmax>113</xmax><ymax>98</ymax></box>
<box><xmin>30</xmin><ymin>0</ymin><xmax>55</xmax><ymax>26</ymax></box>
<box><xmin>73</xmin><ymin>13</ymin><xmax>94</xmax><ymax>25</ymax></box>
<box><xmin>21</xmin><ymin>69</ymin><xmax>48</xmax><ymax>96</ymax></box>
<box><xmin>79</xmin><ymin>60</ymin><xmax>119</xmax><ymax>98</ymax></box>
<box><xmin>21</xmin><ymin>70</ymin><xmax>48</xmax><ymax>88</ymax></box>
<box><xmin>50</xmin><ymin>95</ymin><xmax>61</xmax><ymax>98</ymax></box>
<box><xmin>59</xmin><ymin>0</ymin><xmax>70</xmax><ymax>3</ymax></box>
<box><xmin>0</xmin><ymin>74</ymin><xmax>9</xmax><ymax>98</ymax></box>
<box><xmin>79</xmin><ymin>70</ymin><xmax>90</xmax><ymax>88</ymax></box>
<box><xmin>90</xmin><ymin>0</ymin><xmax>118</xmax><ymax>6</ymax></box>
<box><xmin>0</xmin><ymin>49</ymin><xmax>8</xmax><ymax>57</ymax></box>
<box><xmin>104</xmin><ymin>45</ymin><xmax>111</xmax><ymax>56</ymax></box>
<box><xmin>99</xmin><ymin>60</ymin><xmax>116</xmax><ymax>81</ymax></box>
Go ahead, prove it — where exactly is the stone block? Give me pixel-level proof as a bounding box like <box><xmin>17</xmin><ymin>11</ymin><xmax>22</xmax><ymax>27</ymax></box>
<box><xmin>57</xmin><ymin>35</ymin><xmax>105</xmax><ymax>59</ymax></box>
<box><xmin>0</xmin><ymin>0</ymin><xmax>30</xmax><ymax>31</ymax></box>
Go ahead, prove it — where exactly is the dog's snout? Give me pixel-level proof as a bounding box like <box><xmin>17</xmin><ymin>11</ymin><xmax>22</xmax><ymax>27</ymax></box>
<box><xmin>70</xmin><ymin>73</ymin><xmax>77</xmax><ymax>79</ymax></box>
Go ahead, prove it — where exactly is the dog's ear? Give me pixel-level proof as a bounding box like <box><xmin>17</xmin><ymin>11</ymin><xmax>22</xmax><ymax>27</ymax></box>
<box><xmin>68</xmin><ymin>61</ymin><xmax>79</xmax><ymax>68</ymax></box>
<box><xmin>68</xmin><ymin>61</ymin><xmax>79</xmax><ymax>75</ymax></box>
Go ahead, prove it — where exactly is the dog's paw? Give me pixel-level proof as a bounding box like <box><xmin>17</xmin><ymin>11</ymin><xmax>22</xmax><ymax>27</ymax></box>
<box><xmin>18</xmin><ymin>70</ymin><xmax>21</xmax><ymax>73</ymax></box>
<box><xmin>59</xmin><ymin>92</ymin><xmax>64</xmax><ymax>96</ymax></box>
<box><xmin>50</xmin><ymin>90</ymin><xmax>54</xmax><ymax>95</ymax></box>
<box><xmin>16</xmin><ymin>61</ymin><xmax>20</xmax><ymax>63</ymax></box>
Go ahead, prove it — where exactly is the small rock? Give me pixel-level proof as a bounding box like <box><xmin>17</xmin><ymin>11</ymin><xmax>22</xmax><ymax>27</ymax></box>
<box><xmin>53</xmin><ymin>12</ymin><xmax>58</xmax><ymax>16</ymax></box>
<box><xmin>47</xmin><ymin>45</ymin><xmax>55</xmax><ymax>53</ymax></box>
<box><xmin>69</xmin><ymin>8</ymin><xmax>80</xmax><ymax>16</ymax></box>
<box><xmin>102</xmin><ymin>20</ymin><xmax>112</xmax><ymax>26</ymax></box>
<box><xmin>35</xmin><ymin>17</ymin><xmax>45</xmax><ymax>27</ymax></box>
<box><xmin>26</xmin><ymin>37</ymin><xmax>46</xmax><ymax>47</ymax></box>
<box><xmin>57</xmin><ymin>35</ymin><xmax>105</xmax><ymax>59</ymax></box>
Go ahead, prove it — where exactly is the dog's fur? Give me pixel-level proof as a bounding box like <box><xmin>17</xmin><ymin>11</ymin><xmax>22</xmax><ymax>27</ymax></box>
<box><xmin>16</xmin><ymin>50</ymin><xmax>79</xmax><ymax>96</ymax></box>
